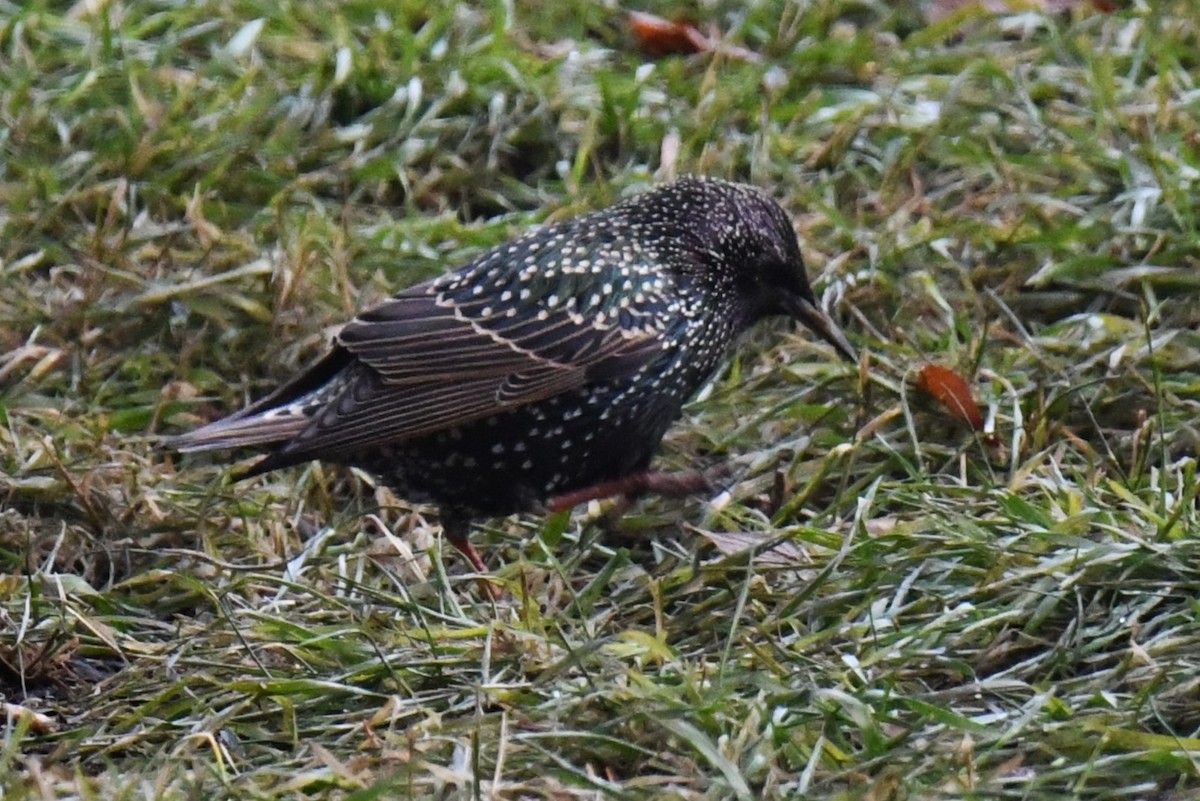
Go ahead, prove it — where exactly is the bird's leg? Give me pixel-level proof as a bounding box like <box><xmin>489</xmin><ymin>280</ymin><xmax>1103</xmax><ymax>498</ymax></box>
<box><xmin>546</xmin><ymin>465</ymin><xmax>730</xmax><ymax>514</ymax></box>
<box><xmin>441</xmin><ymin>514</ymin><xmax>501</xmax><ymax>599</ymax></box>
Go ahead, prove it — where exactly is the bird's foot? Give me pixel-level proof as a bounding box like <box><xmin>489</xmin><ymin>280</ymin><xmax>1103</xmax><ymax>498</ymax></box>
<box><xmin>545</xmin><ymin>465</ymin><xmax>731</xmax><ymax>514</ymax></box>
<box><xmin>443</xmin><ymin>520</ymin><xmax>504</xmax><ymax>600</ymax></box>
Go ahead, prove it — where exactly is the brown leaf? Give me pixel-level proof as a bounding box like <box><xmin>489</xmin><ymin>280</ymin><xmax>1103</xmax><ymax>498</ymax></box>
<box><xmin>915</xmin><ymin>363</ymin><xmax>985</xmax><ymax>432</ymax></box>
<box><xmin>628</xmin><ymin>11</ymin><xmax>709</xmax><ymax>57</ymax></box>
<box><xmin>626</xmin><ymin>11</ymin><xmax>762</xmax><ymax>63</ymax></box>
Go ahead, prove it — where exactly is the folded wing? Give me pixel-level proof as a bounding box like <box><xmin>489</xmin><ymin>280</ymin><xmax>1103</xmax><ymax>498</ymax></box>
<box><xmin>172</xmin><ymin>278</ymin><xmax>668</xmax><ymax>474</ymax></box>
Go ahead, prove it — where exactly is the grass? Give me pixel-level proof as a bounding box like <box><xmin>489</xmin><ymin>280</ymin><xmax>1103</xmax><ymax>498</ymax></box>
<box><xmin>3</xmin><ymin>0</ymin><xmax>1200</xmax><ymax>798</ymax></box>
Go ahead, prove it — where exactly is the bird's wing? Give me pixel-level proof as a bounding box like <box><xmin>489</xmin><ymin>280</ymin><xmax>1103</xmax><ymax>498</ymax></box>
<box><xmin>256</xmin><ymin>278</ymin><xmax>668</xmax><ymax>463</ymax></box>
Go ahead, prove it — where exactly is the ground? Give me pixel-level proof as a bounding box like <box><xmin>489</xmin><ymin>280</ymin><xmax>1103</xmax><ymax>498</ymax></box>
<box><xmin>3</xmin><ymin>1</ymin><xmax>1200</xmax><ymax>799</ymax></box>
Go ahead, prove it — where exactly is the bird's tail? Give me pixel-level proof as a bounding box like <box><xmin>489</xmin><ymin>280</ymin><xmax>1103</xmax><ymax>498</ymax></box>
<box><xmin>168</xmin><ymin>349</ymin><xmax>351</xmax><ymax>456</ymax></box>
<box><xmin>167</xmin><ymin>408</ymin><xmax>309</xmax><ymax>453</ymax></box>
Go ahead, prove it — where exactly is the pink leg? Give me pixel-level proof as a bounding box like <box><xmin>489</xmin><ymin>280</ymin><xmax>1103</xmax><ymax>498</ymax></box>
<box><xmin>546</xmin><ymin>468</ymin><xmax>725</xmax><ymax>514</ymax></box>
<box><xmin>442</xmin><ymin>516</ymin><xmax>502</xmax><ymax>599</ymax></box>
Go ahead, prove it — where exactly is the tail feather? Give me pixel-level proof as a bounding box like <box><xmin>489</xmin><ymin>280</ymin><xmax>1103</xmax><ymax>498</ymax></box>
<box><xmin>170</xmin><ymin>349</ymin><xmax>354</xmax><ymax>458</ymax></box>
<box><xmin>169</xmin><ymin>409</ymin><xmax>309</xmax><ymax>453</ymax></box>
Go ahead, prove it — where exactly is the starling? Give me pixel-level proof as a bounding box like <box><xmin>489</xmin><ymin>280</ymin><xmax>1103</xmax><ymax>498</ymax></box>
<box><xmin>172</xmin><ymin>177</ymin><xmax>856</xmax><ymax>579</ymax></box>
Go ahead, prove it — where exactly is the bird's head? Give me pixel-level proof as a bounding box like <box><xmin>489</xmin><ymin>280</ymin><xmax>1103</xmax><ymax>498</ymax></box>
<box><xmin>665</xmin><ymin>177</ymin><xmax>858</xmax><ymax>363</ymax></box>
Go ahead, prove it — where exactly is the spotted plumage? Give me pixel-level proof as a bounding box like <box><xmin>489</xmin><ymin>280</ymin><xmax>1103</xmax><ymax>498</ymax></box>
<box><xmin>172</xmin><ymin>177</ymin><xmax>856</xmax><ymax>576</ymax></box>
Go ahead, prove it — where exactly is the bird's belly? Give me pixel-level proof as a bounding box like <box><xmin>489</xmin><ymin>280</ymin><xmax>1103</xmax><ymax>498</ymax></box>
<box><xmin>361</xmin><ymin>383</ymin><xmax>684</xmax><ymax>518</ymax></box>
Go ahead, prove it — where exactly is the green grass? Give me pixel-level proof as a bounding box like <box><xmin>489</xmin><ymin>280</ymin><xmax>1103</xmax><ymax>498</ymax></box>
<box><xmin>4</xmin><ymin>1</ymin><xmax>1200</xmax><ymax>798</ymax></box>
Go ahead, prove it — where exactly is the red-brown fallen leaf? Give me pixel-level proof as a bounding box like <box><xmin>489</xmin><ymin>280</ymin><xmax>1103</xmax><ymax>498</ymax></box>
<box><xmin>626</xmin><ymin>11</ymin><xmax>761</xmax><ymax>63</ymax></box>
<box><xmin>628</xmin><ymin>11</ymin><xmax>709</xmax><ymax>57</ymax></box>
<box><xmin>916</xmin><ymin>363</ymin><xmax>985</xmax><ymax>432</ymax></box>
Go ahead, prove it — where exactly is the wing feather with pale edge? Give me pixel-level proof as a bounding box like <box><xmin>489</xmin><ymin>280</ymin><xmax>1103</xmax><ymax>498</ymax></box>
<box><xmin>259</xmin><ymin>280</ymin><xmax>666</xmax><ymax>464</ymax></box>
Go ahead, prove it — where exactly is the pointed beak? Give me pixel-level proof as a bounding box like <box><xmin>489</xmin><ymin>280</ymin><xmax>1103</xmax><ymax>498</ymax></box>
<box><xmin>788</xmin><ymin>296</ymin><xmax>857</xmax><ymax>363</ymax></box>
